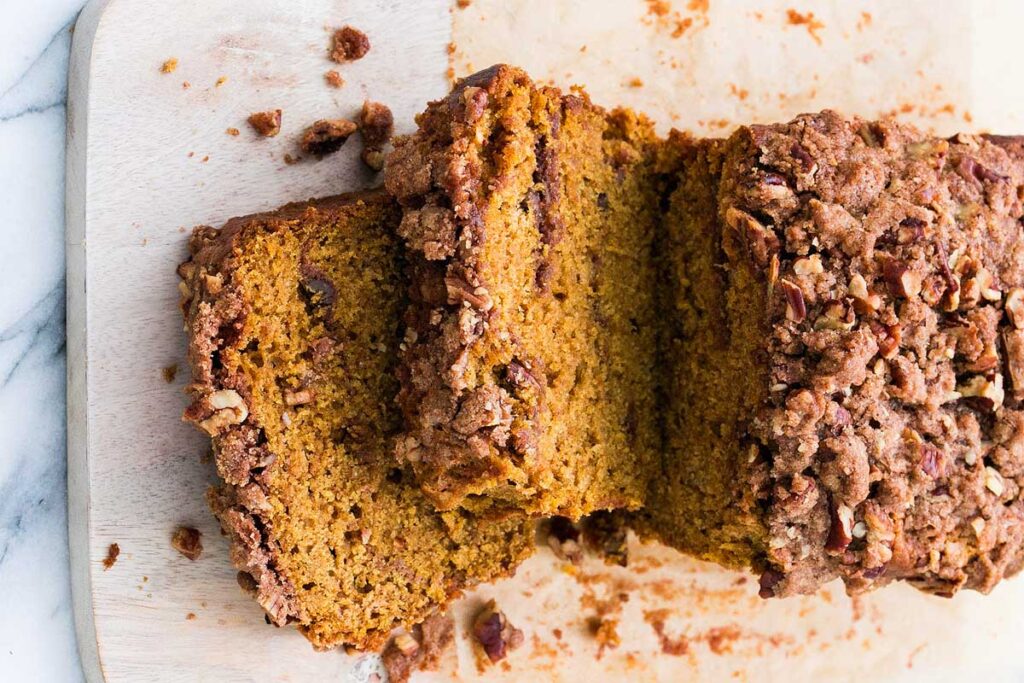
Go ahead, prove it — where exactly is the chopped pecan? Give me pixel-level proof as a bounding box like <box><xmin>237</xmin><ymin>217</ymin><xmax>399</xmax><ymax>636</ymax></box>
<box><xmin>1004</xmin><ymin>329</ymin><xmax>1024</xmax><ymax>395</ymax></box>
<box><xmin>868</xmin><ymin>320</ymin><xmax>901</xmax><ymax>359</ymax></box>
<box><xmin>171</xmin><ymin>526</ymin><xmax>203</xmax><ymax>560</ymax></box>
<box><xmin>790</xmin><ymin>141</ymin><xmax>816</xmax><ymax>173</ymax></box>
<box><xmin>793</xmin><ymin>254</ymin><xmax>824</xmax><ymax>275</ymax></box>
<box><xmin>758</xmin><ymin>569</ymin><xmax>784</xmax><ymax>599</ymax></box>
<box><xmin>882</xmin><ymin>259</ymin><xmax>922</xmax><ymax>299</ymax></box>
<box><xmin>897</xmin><ymin>216</ymin><xmax>927</xmax><ymax>244</ymax></box>
<box><xmin>919</xmin><ymin>444</ymin><xmax>945</xmax><ymax>478</ymax></box>
<box><xmin>546</xmin><ymin>517</ymin><xmax>583</xmax><ymax>565</ymax></box>
<box><xmin>779</xmin><ymin>279</ymin><xmax>806</xmax><ymax>323</ymax></box>
<box><xmin>724</xmin><ymin>207</ymin><xmax>779</xmax><ymax>267</ymax></box>
<box><xmin>958</xmin><ymin>373</ymin><xmax>1005</xmax><ymax>411</ymax></box>
<box><xmin>472</xmin><ymin>600</ymin><xmax>524</xmax><ymax>665</ymax></box>
<box><xmin>814</xmin><ymin>299</ymin><xmax>855</xmax><ymax>331</ymax></box>
<box><xmin>1005</xmin><ymin>288</ymin><xmax>1024</xmax><ymax>329</ymax></box>
<box><xmin>197</xmin><ymin>389</ymin><xmax>248</xmax><ymax>435</ymax></box>
<box><xmin>444</xmin><ymin>274</ymin><xmax>493</xmax><ymax>311</ymax></box>
<box><xmin>825</xmin><ymin>501</ymin><xmax>854</xmax><ymax>553</ymax></box>
<box><xmin>848</xmin><ymin>273</ymin><xmax>882</xmax><ymax>314</ymax></box>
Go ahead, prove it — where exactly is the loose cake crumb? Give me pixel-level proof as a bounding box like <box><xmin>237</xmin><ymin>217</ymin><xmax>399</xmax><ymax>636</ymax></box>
<box><xmin>324</xmin><ymin>70</ymin><xmax>344</xmax><ymax>88</ymax></box>
<box><xmin>160</xmin><ymin>58</ymin><xmax>178</xmax><ymax>74</ymax></box>
<box><xmin>103</xmin><ymin>543</ymin><xmax>120</xmax><ymax>570</ymax></box>
<box><xmin>171</xmin><ymin>526</ymin><xmax>203</xmax><ymax>561</ymax></box>
<box><xmin>215</xmin><ymin>76</ymin><xmax>227</xmax><ymax>87</ymax></box>
<box><xmin>785</xmin><ymin>8</ymin><xmax>824</xmax><ymax>44</ymax></box>
<box><xmin>181</xmin><ymin>81</ymin><xmax>191</xmax><ymax>89</ymax></box>
<box><xmin>381</xmin><ymin>612</ymin><xmax>455</xmax><ymax>683</ymax></box>
<box><xmin>299</xmin><ymin>118</ymin><xmax>357</xmax><ymax>157</ymax></box>
<box><xmin>472</xmin><ymin>600</ymin><xmax>523</xmax><ymax>668</ymax></box>
<box><xmin>628</xmin><ymin>77</ymin><xmax>644</xmax><ymax>88</ymax></box>
<box><xmin>329</xmin><ymin>26</ymin><xmax>370</xmax><ymax>63</ymax></box>
<box><xmin>162</xmin><ymin>364</ymin><xmax>178</xmax><ymax>383</ymax></box>
<box><xmin>283</xmin><ymin>153</ymin><xmax>300</xmax><ymax>165</ymax></box>
<box><xmin>226</xmin><ymin>127</ymin><xmax>240</xmax><ymax>136</ymax></box>
<box><xmin>358</xmin><ymin>101</ymin><xmax>394</xmax><ymax>171</ymax></box>
<box><xmin>456</xmin><ymin>0</ymin><xmax>472</xmax><ymax>7</ymax></box>
<box><xmin>186</xmin><ymin>612</ymin><xmax>197</xmax><ymax>621</ymax></box>
<box><xmin>247</xmin><ymin>110</ymin><xmax>282</xmax><ymax>137</ymax></box>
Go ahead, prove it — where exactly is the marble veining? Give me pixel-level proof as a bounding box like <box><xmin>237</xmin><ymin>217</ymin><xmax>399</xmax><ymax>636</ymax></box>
<box><xmin>1</xmin><ymin>0</ymin><xmax>88</xmax><ymax>680</ymax></box>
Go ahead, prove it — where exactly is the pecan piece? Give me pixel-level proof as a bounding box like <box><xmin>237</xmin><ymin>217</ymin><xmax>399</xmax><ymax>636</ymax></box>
<box><xmin>814</xmin><ymin>298</ymin><xmax>855</xmax><ymax>331</ymax></box>
<box><xmin>171</xmin><ymin>526</ymin><xmax>203</xmax><ymax>561</ymax></box>
<box><xmin>868</xmin><ymin>320</ymin><xmax>901</xmax><ymax>359</ymax></box>
<box><xmin>197</xmin><ymin>389</ymin><xmax>248</xmax><ymax>435</ymax></box>
<box><xmin>882</xmin><ymin>259</ymin><xmax>921</xmax><ymax>299</ymax></box>
<box><xmin>825</xmin><ymin>501</ymin><xmax>854</xmax><ymax>553</ymax></box>
<box><xmin>848</xmin><ymin>273</ymin><xmax>882</xmax><ymax>314</ymax></box>
<box><xmin>919</xmin><ymin>444</ymin><xmax>945</xmax><ymax>478</ymax></box>
<box><xmin>958</xmin><ymin>373</ymin><xmax>1005</xmax><ymax>411</ymax></box>
<box><xmin>1005</xmin><ymin>288</ymin><xmax>1024</xmax><ymax>329</ymax></box>
<box><xmin>472</xmin><ymin>600</ymin><xmax>524</xmax><ymax>665</ymax></box>
<box><xmin>545</xmin><ymin>517</ymin><xmax>583</xmax><ymax>565</ymax></box>
<box><xmin>779</xmin><ymin>279</ymin><xmax>806</xmax><ymax>323</ymax></box>
<box><xmin>444</xmin><ymin>274</ymin><xmax>493</xmax><ymax>311</ymax></box>
<box><xmin>1004</xmin><ymin>329</ymin><xmax>1024</xmax><ymax>396</ymax></box>
<box><xmin>724</xmin><ymin>207</ymin><xmax>779</xmax><ymax>267</ymax></box>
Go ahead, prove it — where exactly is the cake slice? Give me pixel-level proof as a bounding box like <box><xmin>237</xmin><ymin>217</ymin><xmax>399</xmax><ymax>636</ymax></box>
<box><xmin>178</xmin><ymin>192</ymin><xmax>532</xmax><ymax>650</ymax></box>
<box><xmin>385</xmin><ymin>65</ymin><xmax>665</xmax><ymax>518</ymax></box>
<box><xmin>649</xmin><ymin>112</ymin><xmax>1024</xmax><ymax>599</ymax></box>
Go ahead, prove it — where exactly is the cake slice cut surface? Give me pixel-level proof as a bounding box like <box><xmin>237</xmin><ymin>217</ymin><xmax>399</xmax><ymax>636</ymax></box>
<box><xmin>385</xmin><ymin>65</ymin><xmax>665</xmax><ymax>518</ymax></box>
<box><xmin>179</xmin><ymin>192</ymin><xmax>532</xmax><ymax>650</ymax></box>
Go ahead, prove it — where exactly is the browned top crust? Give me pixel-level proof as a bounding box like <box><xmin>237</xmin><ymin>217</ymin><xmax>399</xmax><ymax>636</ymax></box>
<box><xmin>720</xmin><ymin>111</ymin><xmax>1024</xmax><ymax>598</ymax></box>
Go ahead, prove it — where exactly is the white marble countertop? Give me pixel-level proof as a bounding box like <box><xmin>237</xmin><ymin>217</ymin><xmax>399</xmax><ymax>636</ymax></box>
<box><xmin>2</xmin><ymin>0</ymin><xmax>89</xmax><ymax>680</ymax></box>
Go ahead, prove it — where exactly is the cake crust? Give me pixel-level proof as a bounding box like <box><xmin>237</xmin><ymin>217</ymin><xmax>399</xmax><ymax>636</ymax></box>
<box><xmin>702</xmin><ymin>112</ymin><xmax>1024</xmax><ymax>598</ymax></box>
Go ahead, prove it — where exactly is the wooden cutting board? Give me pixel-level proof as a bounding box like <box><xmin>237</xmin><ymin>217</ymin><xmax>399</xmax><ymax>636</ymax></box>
<box><xmin>66</xmin><ymin>1</ymin><xmax>1024</xmax><ymax>681</ymax></box>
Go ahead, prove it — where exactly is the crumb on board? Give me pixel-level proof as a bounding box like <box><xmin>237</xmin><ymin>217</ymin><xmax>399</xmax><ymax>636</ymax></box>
<box><xmin>162</xmin><ymin>364</ymin><xmax>178</xmax><ymax>383</ymax></box>
<box><xmin>103</xmin><ymin>543</ymin><xmax>120</xmax><ymax>570</ymax></box>
<box><xmin>201</xmin><ymin>155</ymin><xmax>209</xmax><ymax>163</ymax></box>
<box><xmin>215</xmin><ymin>76</ymin><xmax>227</xmax><ymax>87</ymax></box>
<box><xmin>248</xmin><ymin>109</ymin><xmax>282</xmax><ymax>137</ymax></box>
<box><xmin>729</xmin><ymin>83</ymin><xmax>749</xmax><ymax>100</ymax></box>
<box><xmin>284</xmin><ymin>153</ymin><xmax>300</xmax><ymax>165</ymax></box>
<box><xmin>171</xmin><ymin>526</ymin><xmax>203</xmax><ymax>561</ymax></box>
<box><xmin>382</xmin><ymin>613</ymin><xmax>455</xmax><ymax>683</ymax></box>
<box><xmin>456</xmin><ymin>0</ymin><xmax>472</xmax><ymax>7</ymax></box>
<box><xmin>785</xmin><ymin>8</ymin><xmax>824</xmax><ymax>45</ymax></box>
<box><xmin>329</xmin><ymin>26</ymin><xmax>370</xmax><ymax>63</ymax></box>
<box><xmin>299</xmin><ymin>118</ymin><xmax>357</xmax><ymax>158</ymax></box>
<box><xmin>627</xmin><ymin>77</ymin><xmax>644</xmax><ymax>88</ymax></box>
<box><xmin>589</xmin><ymin>616</ymin><xmax>621</xmax><ymax>658</ymax></box>
<box><xmin>160</xmin><ymin>58</ymin><xmax>178</xmax><ymax>74</ymax></box>
<box><xmin>186</xmin><ymin>612</ymin><xmax>197</xmax><ymax>621</ymax></box>
<box><xmin>358</xmin><ymin>100</ymin><xmax>394</xmax><ymax>171</ymax></box>
<box><xmin>181</xmin><ymin>81</ymin><xmax>191</xmax><ymax>89</ymax></box>
<box><xmin>226</xmin><ymin>127</ymin><xmax>240</xmax><ymax>136</ymax></box>
<box><xmin>324</xmin><ymin>70</ymin><xmax>344</xmax><ymax>88</ymax></box>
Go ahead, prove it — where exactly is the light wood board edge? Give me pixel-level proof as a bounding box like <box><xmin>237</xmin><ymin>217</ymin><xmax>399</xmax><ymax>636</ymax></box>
<box><xmin>67</xmin><ymin>0</ymin><xmax>117</xmax><ymax>681</ymax></box>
